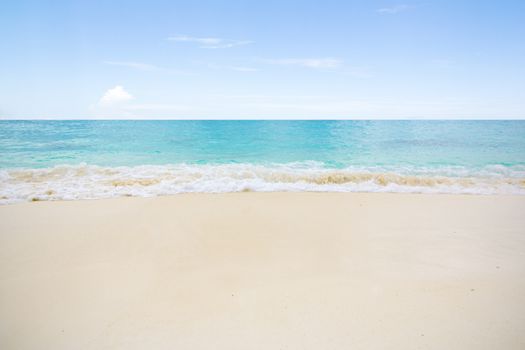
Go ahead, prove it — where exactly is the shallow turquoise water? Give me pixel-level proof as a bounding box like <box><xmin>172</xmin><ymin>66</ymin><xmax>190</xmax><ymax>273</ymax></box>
<box><xmin>1</xmin><ymin>120</ymin><xmax>524</xmax><ymax>202</ymax></box>
<box><xmin>1</xmin><ymin>120</ymin><xmax>525</xmax><ymax>168</ymax></box>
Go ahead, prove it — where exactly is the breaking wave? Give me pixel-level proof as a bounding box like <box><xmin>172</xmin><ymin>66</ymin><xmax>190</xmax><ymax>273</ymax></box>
<box><xmin>1</xmin><ymin>162</ymin><xmax>524</xmax><ymax>204</ymax></box>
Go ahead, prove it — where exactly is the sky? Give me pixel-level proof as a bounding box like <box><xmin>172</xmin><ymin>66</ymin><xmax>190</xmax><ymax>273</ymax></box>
<box><xmin>1</xmin><ymin>0</ymin><xmax>524</xmax><ymax>119</ymax></box>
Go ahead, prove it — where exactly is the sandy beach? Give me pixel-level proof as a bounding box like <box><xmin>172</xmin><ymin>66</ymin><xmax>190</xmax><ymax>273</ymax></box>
<box><xmin>0</xmin><ymin>192</ymin><xmax>524</xmax><ymax>349</ymax></box>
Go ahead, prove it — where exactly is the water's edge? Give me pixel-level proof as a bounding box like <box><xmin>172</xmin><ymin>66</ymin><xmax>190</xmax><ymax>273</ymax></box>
<box><xmin>1</xmin><ymin>162</ymin><xmax>524</xmax><ymax>204</ymax></box>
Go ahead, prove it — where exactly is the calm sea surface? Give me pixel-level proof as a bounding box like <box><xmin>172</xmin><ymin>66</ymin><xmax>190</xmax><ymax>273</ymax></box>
<box><xmin>1</xmin><ymin>120</ymin><xmax>524</xmax><ymax>202</ymax></box>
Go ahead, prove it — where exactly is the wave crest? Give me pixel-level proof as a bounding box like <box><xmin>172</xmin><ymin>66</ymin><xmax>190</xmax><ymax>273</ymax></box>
<box><xmin>1</xmin><ymin>163</ymin><xmax>524</xmax><ymax>203</ymax></box>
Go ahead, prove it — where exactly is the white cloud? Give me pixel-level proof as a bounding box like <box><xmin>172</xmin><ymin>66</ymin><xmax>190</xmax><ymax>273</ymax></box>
<box><xmin>104</xmin><ymin>61</ymin><xmax>160</xmax><ymax>71</ymax></box>
<box><xmin>167</xmin><ymin>35</ymin><xmax>254</xmax><ymax>49</ymax></box>
<box><xmin>92</xmin><ymin>87</ymin><xmax>191</xmax><ymax>118</ymax></box>
<box><xmin>377</xmin><ymin>4</ymin><xmax>411</xmax><ymax>14</ymax></box>
<box><xmin>99</xmin><ymin>86</ymin><xmax>133</xmax><ymax>105</ymax></box>
<box><xmin>261</xmin><ymin>58</ymin><xmax>343</xmax><ymax>69</ymax></box>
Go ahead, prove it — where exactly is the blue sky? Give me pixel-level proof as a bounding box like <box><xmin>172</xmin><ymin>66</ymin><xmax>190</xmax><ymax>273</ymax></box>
<box><xmin>1</xmin><ymin>0</ymin><xmax>524</xmax><ymax>119</ymax></box>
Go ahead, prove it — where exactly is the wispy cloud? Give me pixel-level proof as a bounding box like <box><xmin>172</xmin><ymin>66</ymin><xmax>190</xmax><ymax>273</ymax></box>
<box><xmin>124</xmin><ymin>104</ymin><xmax>192</xmax><ymax>111</ymax></box>
<box><xmin>230</xmin><ymin>66</ymin><xmax>259</xmax><ymax>72</ymax></box>
<box><xmin>261</xmin><ymin>58</ymin><xmax>343</xmax><ymax>69</ymax></box>
<box><xmin>203</xmin><ymin>62</ymin><xmax>259</xmax><ymax>72</ymax></box>
<box><xmin>103</xmin><ymin>61</ymin><xmax>191</xmax><ymax>75</ymax></box>
<box><xmin>377</xmin><ymin>4</ymin><xmax>411</xmax><ymax>14</ymax></box>
<box><xmin>167</xmin><ymin>35</ymin><xmax>253</xmax><ymax>49</ymax></box>
<box><xmin>104</xmin><ymin>61</ymin><xmax>160</xmax><ymax>71</ymax></box>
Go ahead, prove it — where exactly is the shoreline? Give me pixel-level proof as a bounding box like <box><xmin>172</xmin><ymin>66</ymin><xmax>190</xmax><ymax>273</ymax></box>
<box><xmin>2</xmin><ymin>188</ymin><xmax>525</xmax><ymax>206</ymax></box>
<box><xmin>7</xmin><ymin>190</ymin><xmax>525</xmax><ymax>203</ymax></box>
<box><xmin>2</xmin><ymin>162</ymin><xmax>524</xmax><ymax>204</ymax></box>
<box><xmin>1</xmin><ymin>191</ymin><xmax>524</xmax><ymax>208</ymax></box>
<box><xmin>1</xmin><ymin>192</ymin><xmax>525</xmax><ymax>349</ymax></box>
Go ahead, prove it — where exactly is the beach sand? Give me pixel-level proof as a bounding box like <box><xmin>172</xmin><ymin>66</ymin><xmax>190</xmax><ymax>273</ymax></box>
<box><xmin>0</xmin><ymin>193</ymin><xmax>524</xmax><ymax>349</ymax></box>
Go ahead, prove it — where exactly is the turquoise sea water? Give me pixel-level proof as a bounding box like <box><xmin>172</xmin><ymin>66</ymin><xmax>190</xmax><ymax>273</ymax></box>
<box><xmin>1</xmin><ymin>120</ymin><xmax>524</xmax><ymax>202</ymax></box>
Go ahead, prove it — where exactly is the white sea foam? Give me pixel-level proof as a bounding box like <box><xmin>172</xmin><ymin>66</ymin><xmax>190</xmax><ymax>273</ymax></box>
<box><xmin>0</xmin><ymin>162</ymin><xmax>524</xmax><ymax>204</ymax></box>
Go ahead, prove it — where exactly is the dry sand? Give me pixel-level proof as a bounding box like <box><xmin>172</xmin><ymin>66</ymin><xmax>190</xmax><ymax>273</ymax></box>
<box><xmin>0</xmin><ymin>193</ymin><xmax>524</xmax><ymax>349</ymax></box>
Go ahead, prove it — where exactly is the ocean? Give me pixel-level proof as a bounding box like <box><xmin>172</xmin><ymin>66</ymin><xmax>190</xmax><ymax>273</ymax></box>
<box><xmin>1</xmin><ymin>120</ymin><xmax>524</xmax><ymax>203</ymax></box>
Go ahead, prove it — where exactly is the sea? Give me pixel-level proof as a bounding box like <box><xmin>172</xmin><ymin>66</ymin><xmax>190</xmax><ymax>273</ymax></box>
<box><xmin>1</xmin><ymin>120</ymin><xmax>524</xmax><ymax>203</ymax></box>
